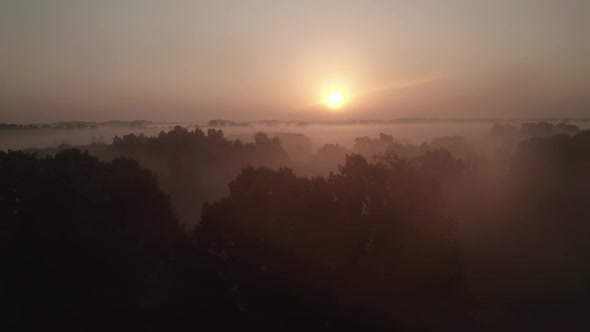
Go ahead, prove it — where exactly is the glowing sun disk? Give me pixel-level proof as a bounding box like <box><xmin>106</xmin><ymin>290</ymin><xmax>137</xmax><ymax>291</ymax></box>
<box><xmin>326</xmin><ymin>91</ymin><xmax>344</xmax><ymax>108</ymax></box>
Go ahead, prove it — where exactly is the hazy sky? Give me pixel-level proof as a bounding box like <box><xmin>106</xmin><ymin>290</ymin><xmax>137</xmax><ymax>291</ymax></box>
<box><xmin>1</xmin><ymin>0</ymin><xmax>589</xmax><ymax>122</ymax></box>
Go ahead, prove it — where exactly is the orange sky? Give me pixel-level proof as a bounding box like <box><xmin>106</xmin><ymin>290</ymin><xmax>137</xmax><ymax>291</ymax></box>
<box><xmin>1</xmin><ymin>1</ymin><xmax>589</xmax><ymax>122</ymax></box>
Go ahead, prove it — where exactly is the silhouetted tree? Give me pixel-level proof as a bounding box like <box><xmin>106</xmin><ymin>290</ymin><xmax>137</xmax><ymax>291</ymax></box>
<box><xmin>106</xmin><ymin>126</ymin><xmax>291</xmax><ymax>224</ymax></box>
<box><xmin>0</xmin><ymin>150</ymin><xmax>184</xmax><ymax>330</ymax></box>
<box><xmin>198</xmin><ymin>154</ymin><xmax>466</xmax><ymax>330</ymax></box>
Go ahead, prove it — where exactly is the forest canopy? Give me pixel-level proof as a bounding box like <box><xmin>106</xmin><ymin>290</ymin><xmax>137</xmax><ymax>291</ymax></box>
<box><xmin>2</xmin><ymin>125</ymin><xmax>590</xmax><ymax>331</ymax></box>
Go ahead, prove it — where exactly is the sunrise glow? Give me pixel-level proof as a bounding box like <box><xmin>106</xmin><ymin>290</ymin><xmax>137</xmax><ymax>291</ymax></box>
<box><xmin>326</xmin><ymin>91</ymin><xmax>344</xmax><ymax>109</ymax></box>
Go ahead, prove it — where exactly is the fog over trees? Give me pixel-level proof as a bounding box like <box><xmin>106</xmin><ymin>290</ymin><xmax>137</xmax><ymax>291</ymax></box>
<box><xmin>2</xmin><ymin>0</ymin><xmax>589</xmax><ymax>329</ymax></box>
<box><xmin>1</xmin><ymin>121</ymin><xmax>590</xmax><ymax>331</ymax></box>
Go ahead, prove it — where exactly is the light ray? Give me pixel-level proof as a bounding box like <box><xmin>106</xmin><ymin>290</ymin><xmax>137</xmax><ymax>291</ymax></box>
<box><xmin>294</xmin><ymin>75</ymin><xmax>443</xmax><ymax>110</ymax></box>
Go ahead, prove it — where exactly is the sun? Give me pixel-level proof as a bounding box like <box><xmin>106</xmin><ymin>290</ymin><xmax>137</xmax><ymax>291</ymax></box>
<box><xmin>326</xmin><ymin>91</ymin><xmax>344</xmax><ymax>109</ymax></box>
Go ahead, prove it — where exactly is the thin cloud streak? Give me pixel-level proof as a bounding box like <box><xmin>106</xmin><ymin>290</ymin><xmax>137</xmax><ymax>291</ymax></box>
<box><xmin>352</xmin><ymin>76</ymin><xmax>443</xmax><ymax>99</ymax></box>
<box><xmin>295</xmin><ymin>75</ymin><xmax>444</xmax><ymax>111</ymax></box>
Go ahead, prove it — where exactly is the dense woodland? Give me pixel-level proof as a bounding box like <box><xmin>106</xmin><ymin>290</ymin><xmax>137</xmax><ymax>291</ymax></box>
<box><xmin>2</xmin><ymin>122</ymin><xmax>590</xmax><ymax>331</ymax></box>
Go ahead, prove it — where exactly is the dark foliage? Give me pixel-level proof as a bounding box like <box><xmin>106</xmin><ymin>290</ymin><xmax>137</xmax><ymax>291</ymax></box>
<box><xmin>105</xmin><ymin>126</ymin><xmax>291</xmax><ymax>224</ymax></box>
<box><xmin>0</xmin><ymin>150</ymin><xmax>183</xmax><ymax>329</ymax></box>
<box><xmin>198</xmin><ymin>154</ymin><xmax>468</xmax><ymax>330</ymax></box>
<box><xmin>0</xmin><ymin>147</ymin><xmax>470</xmax><ymax>331</ymax></box>
<box><xmin>4</xmin><ymin>127</ymin><xmax>590</xmax><ymax>331</ymax></box>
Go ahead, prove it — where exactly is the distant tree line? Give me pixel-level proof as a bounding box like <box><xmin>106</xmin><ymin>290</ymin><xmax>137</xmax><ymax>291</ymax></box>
<box><xmin>0</xmin><ymin>120</ymin><xmax>152</xmax><ymax>131</ymax></box>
